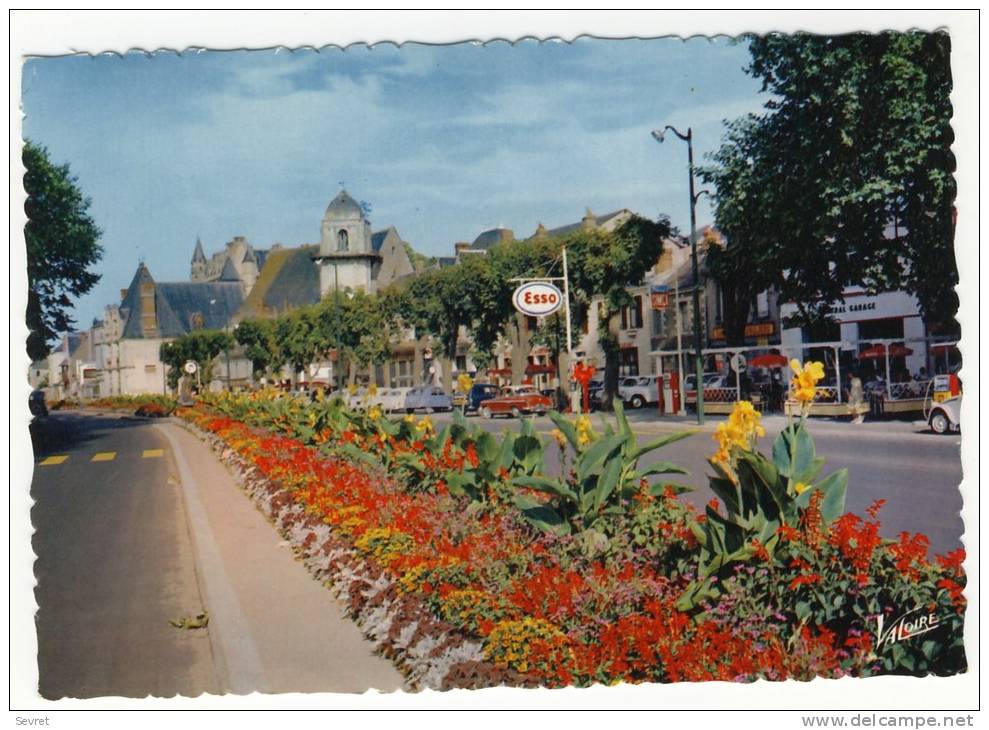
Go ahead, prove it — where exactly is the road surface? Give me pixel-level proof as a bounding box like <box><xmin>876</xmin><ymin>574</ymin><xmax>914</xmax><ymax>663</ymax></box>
<box><xmin>29</xmin><ymin>412</ymin><xmax>405</xmax><ymax>698</ymax></box>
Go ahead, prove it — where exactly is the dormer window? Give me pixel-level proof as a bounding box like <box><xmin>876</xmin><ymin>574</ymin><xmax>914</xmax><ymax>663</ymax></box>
<box><xmin>337</xmin><ymin>229</ymin><xmax>349</xmax><ymax>251</ymax></box>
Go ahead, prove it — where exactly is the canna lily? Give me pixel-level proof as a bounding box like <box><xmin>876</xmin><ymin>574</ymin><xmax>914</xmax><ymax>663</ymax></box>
<box><xmin>790</xmin><ymin>359</ymin><xmax>825</xmax><ymax>404</ymax></box>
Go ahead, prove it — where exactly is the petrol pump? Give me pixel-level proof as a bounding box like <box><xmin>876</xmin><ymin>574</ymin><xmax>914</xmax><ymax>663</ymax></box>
<box><xmin>932</xmin><ymin>373</ymin><xmax>961</xmax><ymax>403</ymax></box>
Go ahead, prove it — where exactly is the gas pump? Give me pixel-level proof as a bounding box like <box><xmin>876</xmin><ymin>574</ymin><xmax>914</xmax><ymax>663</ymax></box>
<box><xmin>932</xmin><ymin>373</ymin><xmax>961</xmax><ymax>403</ymax></box>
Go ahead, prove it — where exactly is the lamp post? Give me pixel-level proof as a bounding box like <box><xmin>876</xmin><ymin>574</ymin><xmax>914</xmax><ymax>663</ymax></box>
<box><xmin>652</xmin><ymin>125</ymin><xmax>706</xmax><ymax>425</ymax></box>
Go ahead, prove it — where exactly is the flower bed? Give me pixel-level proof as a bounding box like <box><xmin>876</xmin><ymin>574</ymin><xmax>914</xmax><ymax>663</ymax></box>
<box><xmin>177</xmin><ymin>370</ymin><xmax>966</xmax><ymax>689</ymax></box>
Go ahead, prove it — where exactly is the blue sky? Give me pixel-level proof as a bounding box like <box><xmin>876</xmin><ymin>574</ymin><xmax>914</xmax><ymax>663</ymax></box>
<box><xmin>22</xmin><ymin>37</ymin><xmax>765</xmax><ymax>328</ymax></box>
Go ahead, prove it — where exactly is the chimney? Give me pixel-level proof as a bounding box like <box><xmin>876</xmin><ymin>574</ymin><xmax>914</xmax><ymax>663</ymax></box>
<box><xmin>454</xmin><ymin>242</ymin><xmax>471</xmax><ymax>255</ymax></box>
<box><xmin>140</xmin><ymin>282</ymin><xmax>158</xmax><ymax>337</ymax></box>
<box><xmin>581</xmin><ymin>208</ymin><xmax>596</xmax><ymax>231</ymax></box>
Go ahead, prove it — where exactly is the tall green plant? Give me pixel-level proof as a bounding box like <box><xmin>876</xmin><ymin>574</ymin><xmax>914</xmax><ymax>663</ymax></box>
<box><xmin>514</xmin><ymin>402</ymin><xmax>693</xmax><ymax>536</ymax></box>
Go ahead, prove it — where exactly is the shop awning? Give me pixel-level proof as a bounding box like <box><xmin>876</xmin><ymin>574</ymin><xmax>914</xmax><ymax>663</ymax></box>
<box><xmin>857</xmin><ymin>344</ymin><xmax>914</xmax><ymax>360</ymax></box>
<box><xmin>749</xmin><ymin>353</ymin><xmax>788</xmax><ymax>368</ymax></box>
<box><xmin>525</xmin><ymin>363</ymin><xmax>556</xmax><ymax>376</ymax></box>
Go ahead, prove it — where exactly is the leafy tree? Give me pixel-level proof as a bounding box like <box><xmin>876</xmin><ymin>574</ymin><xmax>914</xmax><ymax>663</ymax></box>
<box><xmin>23</xmin><ymin>141</ymin><xmax>104</xmax><ymax>360</ymax></box>
<box><xmin>702</xmin><ymin>32</ymin><xmax>957</xmax><ymax>338</ymax></box>
<box><xmin>564</xmin><ymin>216</ymin><xmax>672</xmax><ymax>409</ymax></box>
<box><xmin>159</xmin><ymin>329</ymin><xmax>235</xmax><ymax>389</ymax></box>
<box><xmin>234</xmin><ymin>318</ymin><xmax>283</xmax><ymax>378</ymax></box>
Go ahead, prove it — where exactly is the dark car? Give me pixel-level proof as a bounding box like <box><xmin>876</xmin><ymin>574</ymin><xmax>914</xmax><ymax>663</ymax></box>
<box><xmin>466</xmin><ymin>383</ymin><xmax>499</xmax><ymax>412</ymax></box>
<box><xmin>29</xmin><ymin>389</ymin><xmax>48</xmax><ymax>417</ymax></box>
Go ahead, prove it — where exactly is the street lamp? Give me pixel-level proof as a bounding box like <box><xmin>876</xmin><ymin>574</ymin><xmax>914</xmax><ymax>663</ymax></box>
<box><xmin>652</xmin><ymin>125</ymin><xmax>706</xmax><ymax>425</ymax></box>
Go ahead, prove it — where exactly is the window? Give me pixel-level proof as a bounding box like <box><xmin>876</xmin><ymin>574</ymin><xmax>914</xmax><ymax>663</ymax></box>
<box><xmin>337</xmin><ymin>229</ymin><xmax>349</xmax><ymax>251</ymax></box>
<box><xmin>621</xmin><ymin>296</ymin><xmax>644</xmax><ymax>330</ymax></box>
<box><xmin>620</xmin><ymin>348</ymin><xmax>639</xmax><ymax>377</ymax></box>
<box><xmin>757</xmin><ymin>290</ymin><xmax>769</xmax><ymax>318</ymax></box>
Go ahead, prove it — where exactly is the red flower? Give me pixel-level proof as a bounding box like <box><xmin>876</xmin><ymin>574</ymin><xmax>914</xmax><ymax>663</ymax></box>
<box><xmin>788</xmin><ymin>573</ymin><xmax>821</xmax><ymax>590</ymax></box>
<box><xmin>465</xmin><ymin>442</ymin><xmax>480</xmax><ymax>468</ymax></box>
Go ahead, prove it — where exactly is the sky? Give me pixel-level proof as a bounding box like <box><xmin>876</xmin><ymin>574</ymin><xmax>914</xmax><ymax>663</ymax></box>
<box><xmin>21</xmin><ymin>37</ymin><xmax>766</xmax><ymax>329</ymax></box>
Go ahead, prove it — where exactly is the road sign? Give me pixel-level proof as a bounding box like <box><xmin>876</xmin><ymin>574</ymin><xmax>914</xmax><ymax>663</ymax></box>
<box><xmin>183</xmin><ymin>360</ymin><xmax>198</xmax><ymax>375</ymax></box>
<box><xmin>512</xmin><ymin>282</ymin><xmax>563</xmax><ymax>317</ymax></box>
<box><xmin>650</xmin><ymin>285</ymin><xmax>670</xmax><ymax>310</ymax></box>
<box><xmin>730</xmin><ymin>353</ymin><xmax>747</xmax><ymax>372</ymax></box>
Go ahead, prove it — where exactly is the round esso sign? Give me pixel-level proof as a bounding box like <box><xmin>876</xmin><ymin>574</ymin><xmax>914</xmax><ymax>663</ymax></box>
<box><xmin>183</xmin><ymin>360</ymin><xmax>198</xmax><ymax>375</ymax></box>
<box><xmin>512</xmin><ymin>282</ymin><xmax>563</xmax><ymax>317</ymax></box>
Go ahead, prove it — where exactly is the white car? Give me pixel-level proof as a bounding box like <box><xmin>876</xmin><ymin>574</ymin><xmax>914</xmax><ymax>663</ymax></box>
<box><xmin>928</xmin><ymin>396</ymin><xmax>961</xmax><ymax>435</ymax></box>
<box><xmin>620</xmin><ymin>375</ymin><xmax>659</xmax><ymax>409</ymax></box>
<box><xmin>404</xmin><ymin>385</ymin><xmax>453</xmax><ymax>413</ymax></box>
<box><xmin>379</xmin><ymin>387</ymin><xmax>413</xmax><ymax>412</ymax></box>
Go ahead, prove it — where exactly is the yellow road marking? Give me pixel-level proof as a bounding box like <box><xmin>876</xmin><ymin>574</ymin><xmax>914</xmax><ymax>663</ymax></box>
<box><xmin>91</xmin><ymin>452</ymin><xmax>117</xmax><ymax>462</ymax></box>
<box><xmin>39</xmin><ymin>455</ymin><xmax>69</xmax><ymax>466</ymax></box>
<box><xmin>142</xmin><ymin>449</ymin><xmax>164</xmax><ymax>458</ymax></box>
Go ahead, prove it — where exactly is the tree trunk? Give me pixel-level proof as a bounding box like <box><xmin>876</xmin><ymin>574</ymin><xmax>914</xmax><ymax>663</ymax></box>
<box><xmin>439</xmin><ymin>357</ymin><xmax>454</xmax><ymax>394</ymax></box>
<box><xmin>509</xmin><ymin>313</ymin><xmax>532</xmax><ymax>385</ymax></box>
<box><xmin>601</xmin><ymin>312</ymin><xmax>621</xmax><ymax>412</ymax></box>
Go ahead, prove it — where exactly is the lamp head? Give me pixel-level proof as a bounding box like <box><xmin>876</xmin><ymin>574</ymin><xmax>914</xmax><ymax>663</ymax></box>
<box><xmin>651</xmin><ymin>129</ymin><xmax>665</xmax><ymax>143</ymax></box>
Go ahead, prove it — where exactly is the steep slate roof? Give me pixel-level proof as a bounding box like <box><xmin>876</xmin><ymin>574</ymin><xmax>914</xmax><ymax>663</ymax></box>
<box><xmin>218</xmin><ymin>257</ymin><xmax>241</xmax><ymax>282</ymax></box>
<box><xmin>543</xmin><ymin>209</ymin><xmax>631</xmax><ymax>238</ymax></box>
<box><xmin>235</xmin><ymin>245</ymin><xmax>321</xmax><ymax>320</ymax></box>
<box><xmin>471</xmin><ymin>228</ymin><xmax>514</xmax><ymax>250</ymax></box>
<box><xmin>371</xmin><ymin>229</ymin><xmax>392</xmax><ymax>253</ymax></box>
<box><xmin>119</xmin><ymin>263</ymin><xmax>244</xmax><ymax>339</ymax></box>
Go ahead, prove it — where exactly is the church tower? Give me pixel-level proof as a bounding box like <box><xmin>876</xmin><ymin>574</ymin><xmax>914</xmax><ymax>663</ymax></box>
<box><xmin>313</xmin><ymin>190</ymin><xmax>380</xmax><ymax>296</ymax></box>
<box><xmin>191</xmin><ymin>237</ymin><xmax>207</xmax><ymax>281</ymax></box>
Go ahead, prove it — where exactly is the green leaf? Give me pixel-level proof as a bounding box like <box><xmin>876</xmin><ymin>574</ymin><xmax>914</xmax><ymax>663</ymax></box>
<box><xmin>630</xmin><ymin>429</ymin><xmax>696</xmax><ymax>461</ymax></box>
<box><xmin>577</xmin><ymin>434</ymin><xmax>626</xmax><ymax>477</ymax></box>
<box><xmin>772</xmin><ymin>430</ymin><xmax>792</xmax><ymax>477</ymax></box>
<box><xmin>513</xmin><ymin>475</ymin><xmax>578</xmax><ymax>502</ymax></box>
<box><xmin>633</xmin><ymin>461</ymin><xmax>689</xmax><ymax>480</ymax></box>
<box><xmin>592</xmin><ymin>454</ymin><xmax>623</xmax><ymax>513</ymax></box>
<box><xmin>791</xmin><ymin>425</ymin><xmax>823</xmax><ymax>484</ymax></box>
<box><xmin>707</xmin><ymin>476</ymin><xmax>741</xmax><ymax>516</ymax></box>
<box><xmin>513</xmin><ymin>494</ymin><xmax>571</xmax><ymax>536</ymax></box>
<box><xmin>816</xmin><ymin>468</ymin><xmax>848</xmax><ymax>524</ymax></box>
<box><xmin>547</xmin><ymin>410</ymin><xmax>579</xmax><ymax>450</ymax></box>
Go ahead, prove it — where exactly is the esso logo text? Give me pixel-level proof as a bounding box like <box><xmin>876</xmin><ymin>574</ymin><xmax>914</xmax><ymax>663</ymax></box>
<box><xmin>512</xmin><ymin>282</ymin><xmax>563</xmax><ymax>317</ymax></box>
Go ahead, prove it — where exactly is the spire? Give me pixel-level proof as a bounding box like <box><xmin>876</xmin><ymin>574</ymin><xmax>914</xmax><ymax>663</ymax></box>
<box><xmin>242</xmin><ymin>245</ymin><xmax>257</xmax><ymax>265</ymax></box>
<box><xmin>192</xmin><ymin>236</ymin><xmax>207</xmax><ymax>264</ymax></box>
<box><xmin>534</xmin><ymin>222</ymin><xmax>548</xmax><ymax>238</ymax></box>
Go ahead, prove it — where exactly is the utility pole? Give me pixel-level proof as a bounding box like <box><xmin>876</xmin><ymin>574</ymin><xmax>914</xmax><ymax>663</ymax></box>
<box><xmin>652</xmin><ymin>125</ymin><xmax>706</xmax><ymax>425</ymax></box>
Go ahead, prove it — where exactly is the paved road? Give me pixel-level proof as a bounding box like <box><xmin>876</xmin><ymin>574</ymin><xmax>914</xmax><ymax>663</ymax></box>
<box><xmin>29</xmin><ymin>412</ymin><xmax>405</xmax><ymax>698</ymax></box>
<box><xmin>31</xmin><ymin>413</ymin><xmax>219</xmax><ymax>699</ymax></box>
<box><xmin>431</xmin><ymin>409</ymin><xmax>966</xmax><ymax>556</ymax></box>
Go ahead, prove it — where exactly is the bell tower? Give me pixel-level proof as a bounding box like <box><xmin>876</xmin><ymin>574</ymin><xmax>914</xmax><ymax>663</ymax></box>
<box><xmin>313</xmin><ymin>190</ymin><xmax>380</xmax><ymax>296</ymax></box>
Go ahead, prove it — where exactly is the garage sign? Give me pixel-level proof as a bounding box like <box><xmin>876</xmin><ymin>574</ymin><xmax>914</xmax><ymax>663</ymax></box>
<box><xmin>512</xmin><ymin>282</ymin><xmax>563</xmax><ymax>317</ymax></box>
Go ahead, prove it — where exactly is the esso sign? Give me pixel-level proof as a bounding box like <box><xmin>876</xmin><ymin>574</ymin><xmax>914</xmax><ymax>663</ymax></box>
<box><xmin>512</xmin><ymin>282</ymin><xmax>563</xmax><ymax>317</ymax></box>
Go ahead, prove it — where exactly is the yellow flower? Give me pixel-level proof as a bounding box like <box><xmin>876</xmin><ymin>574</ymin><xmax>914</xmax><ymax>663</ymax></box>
<box><xmin>368</xmin><ymin>383</ymin><xmax>378</xmax><ymax>397</ymax></box>
<box><xmin>549</xmin><ymin>428</ymin><xmax>567</xmax><ymax>448</ymax></box>
<box><xmin>416</xmin><ymin>416</ymin><xmax>434</xmax><ymax>435</ymax></box>
<box><xmin>457</xmin><ymin>373</ymin><xmax>474</xmax><ymax>394</ymax></box>
<box><xmin>790</xmin><ymin>359</ymin><xmax>825</xmax><ymax>404</ymax></box>
<box><xmin>368</xmin><ymin>405</ymin><xmax>382</xmax><ymax>421</ymax></box>
<box><xmin>794</xmin><ymin>482</ymin><xmax>811</xmax><ymax>495</ymax></box>
<box><xmin>348</xmin><ymin>383</ymin><xmax>358</xmax><ymax>396</ymax></box>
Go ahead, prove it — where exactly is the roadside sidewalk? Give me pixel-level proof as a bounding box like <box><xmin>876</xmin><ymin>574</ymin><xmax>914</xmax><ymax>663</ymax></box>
<box><xmin>155</xmin><ymin>421</ymin><xmax>406</xmax><ymax>695</ymax></box>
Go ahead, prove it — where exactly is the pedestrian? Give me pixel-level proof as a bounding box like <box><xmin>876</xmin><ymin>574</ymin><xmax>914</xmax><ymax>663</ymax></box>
<box><xmin>847</xmin><ymin>371</ymin><xmax>865</xmax><ymax>424</ymax></box>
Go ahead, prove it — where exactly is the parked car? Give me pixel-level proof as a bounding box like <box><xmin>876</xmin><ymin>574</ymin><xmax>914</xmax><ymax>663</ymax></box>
<box><xmin>620</xmin><ymin>375</ymin><xmax>659</xmax><ymax>409</ymax></box>
<box><xmin>478</xmin><ymin>386</ymin><xmax>553</xmax><ymax>418</ymax></box>
<box><xmin>405</xmin><ymin>385</ymin><xmax>453</xmax><ymax>413</ymax></box>
<box><xmin>375</xmin><ymin>387</ymin><xmax>411</xmax><ymax>412</ymax></box>
<box><xmin>29</xmin><ymin>389</ymin><xmax>48</xmax><ymax>417</ymax></box>
<box><xmin>464</xmin><ymin>383</ymin><xmax>499</xmax><ymax>413</ymax></box>
<box><xmin>928</xmin><ymin>395</ymin><xmax>961</xmax><ymax>435</ymax></box>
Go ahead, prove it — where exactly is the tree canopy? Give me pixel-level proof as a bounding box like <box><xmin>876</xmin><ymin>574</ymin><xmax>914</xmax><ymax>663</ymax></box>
<box><xmin>23</xmin><ymin>141</ymin><xmax>104</xmax><ymax>361</ymax></box>
<box><xmin>159</xmin><ymin>329</ymin><xmax>235</xmax><ymax>389</ymax></box>
<box><xmin>701</xmin><ymin>32</ymin><xmax>957</xmax><ymax>339</ymax></box>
